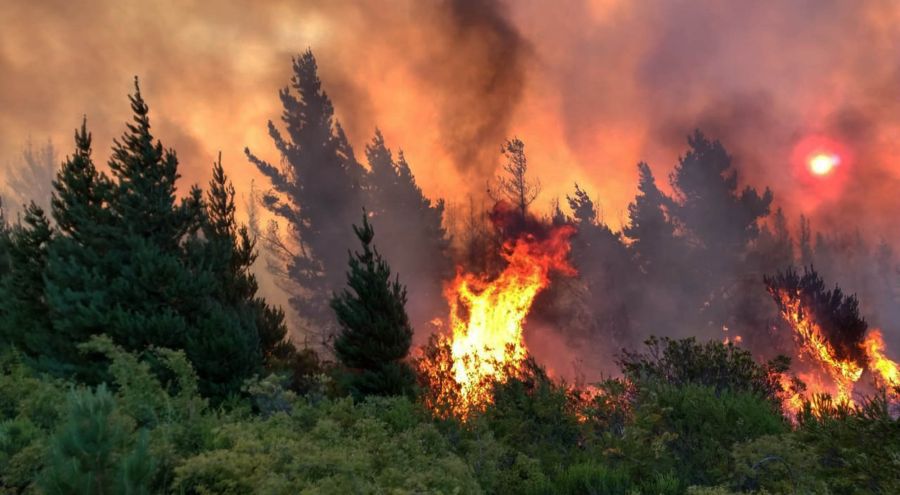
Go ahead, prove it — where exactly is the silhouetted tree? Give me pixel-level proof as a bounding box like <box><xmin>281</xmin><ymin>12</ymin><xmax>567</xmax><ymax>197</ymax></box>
<box><xmin>764</xmin><ymin>266</ymin><xmax>868</xmax><ymax>365</ymax></box>
<box><xmin>246</xmin><ymin>50</ymin><xmax>366</xmax><ymax>349</ymax></box>
<box><xmin>331</xmin><ymin>214</ymin><xmax>416</xmax><ymax>399</ymax></box>
<box><xmin>624</xmin><ymin>162</ymin><xmax>680</xmax><ymax>277</ymax></box>
<box><xmin>2</xmin><ymin>137</ymin><xmax>57</xmax><ymax>217</ymax></box>
<box><xmin>363</xmin><ymin>130</ymin><xmax>451</xmax><ymax>334</ymax></box>
<box><xmin>489</xmin><ymin>138</ymin><xmax>540</xmax><ymax>222</ymax></box>
<box><xmin>562</xmin><ymin>183</ymin><xmax>633</xmax><ymax>345</ymax></box>
<box><xmin>666</xmin><ymin>131</ymin><xmax>773</xmax><ymax>338</ymax></box>
<box><xmin>669</xmin><ymin>131</ymin><xmax>772</xmax><ymax>265</ymax></box>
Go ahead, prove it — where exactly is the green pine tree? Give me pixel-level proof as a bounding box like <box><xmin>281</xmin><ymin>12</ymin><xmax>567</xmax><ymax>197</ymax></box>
<box><xmin>38</xmin><ymin>384</ymin><xmax>154</xmax><ymax>495</ymax></box>
<box><xmin>42</xmin><ymin>80</ymin><xmax>267</xmax><ymax>398</ymax></box>
<box><xmin>331</xmin><ymin>213</ymin><xmax>415</xmax><ymax>399</ymax></box>
<box><xmin>201</xmin><ymin>154</ymin><xmax>294</xmax><ymax>369</ymax></box>
<box><xmin>0</xmin><ymin>203</ymin><xmax>55</xmax><ymax>365</ymax></box>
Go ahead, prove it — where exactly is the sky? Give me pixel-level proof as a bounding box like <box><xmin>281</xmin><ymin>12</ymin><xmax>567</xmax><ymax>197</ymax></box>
<box><xmin>3</xmin><ymin>0</ymin><xmax>900</xmax><ymax>243</ymax></box>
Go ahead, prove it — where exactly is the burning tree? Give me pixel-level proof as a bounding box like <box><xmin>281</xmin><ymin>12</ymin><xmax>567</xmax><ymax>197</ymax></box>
<box><xmin>765</xmin><ymin>266</ymin><xmax>899</xmax><ymax>411</ymax></box>
<box><xmin>419</xmin><ymin>202</ymin><xmax>576</xmax><ymax>419</ymax></box>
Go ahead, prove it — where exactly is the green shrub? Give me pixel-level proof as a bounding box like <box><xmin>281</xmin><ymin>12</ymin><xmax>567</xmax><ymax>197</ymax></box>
<box><xmin>175</xmin><ymin>396</ymin><xmax>481</xmax><ymax>494</ymax></box>
<box><xmin>38</xmin><ymin>384</ymin><xmax>154</xmax><ymax>495</ymax></box>
<box><xmin>616</xmin><ymin>383</ymin><xmax>787</xmax><ymax>487</ymax></box>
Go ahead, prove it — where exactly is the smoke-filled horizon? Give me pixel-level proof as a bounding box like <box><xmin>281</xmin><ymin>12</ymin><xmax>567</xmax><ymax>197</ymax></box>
<box><xmin>3</xmin><ymin>1</ymin><xmax>900</xmax><ymax>241</ymax></box>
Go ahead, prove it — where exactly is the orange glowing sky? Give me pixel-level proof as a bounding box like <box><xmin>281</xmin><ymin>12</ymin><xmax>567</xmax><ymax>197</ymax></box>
<box><xmin>3</xmin><ymin>0</ymin><xmax>900</xmax><ymax>242</ymax></box>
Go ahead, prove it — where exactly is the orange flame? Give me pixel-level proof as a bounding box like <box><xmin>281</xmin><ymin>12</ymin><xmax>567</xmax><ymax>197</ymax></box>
<box><xmin>775</xmin><ymin>291</ymin><xmax>863</xmax><ymax>405</ymax></box>
<box><xmin>420</xmin><ymin>220</ymin><xmax>576</xmax><ymax>419</ymax></box>
<box><xmin>863</xmin><ymin>329</ymin><xmax>899</xmax><ymax>392</ymax></box>
<box><xmin>771</xmin><ymin>290</ymin><xmax>899</xmax><ymax>415</ymax></box>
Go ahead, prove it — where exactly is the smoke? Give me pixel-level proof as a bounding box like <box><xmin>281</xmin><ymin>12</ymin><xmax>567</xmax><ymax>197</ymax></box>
<box><xmin>421</xmin><ymin>0</ymin><xmax>529</xmax><ymax>182</ymax></box>
<box><xmin>4</xmin><ymin>1</ymin><xmax>900</xmax><ymax>360</ymax></box>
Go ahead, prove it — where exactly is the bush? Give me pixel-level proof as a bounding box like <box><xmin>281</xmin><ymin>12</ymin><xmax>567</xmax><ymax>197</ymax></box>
<box><xmin>175</xmin><ymin>396</ymin><xmax>481</xmax><ymax>493</ymax></box>
<box><xmin>620</xmin><ymin>337</ymin><xmax>789</xmax><ymax>406</ymax></box>
<box><xmin>615</xmin><ymin>383</ymin><xmax>787</xmax><ymax>487</ymax></box>
<box><xmin>38</xmin><ymin>384</ymin><xmax>155</xmax><ymax>495</ymax></box>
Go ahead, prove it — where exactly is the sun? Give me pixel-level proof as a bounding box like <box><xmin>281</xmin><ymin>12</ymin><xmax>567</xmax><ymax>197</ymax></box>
<box><xmin>808</xmin><ymin>152</ymin><xmax>840</xmax><ymax>176</ymax></box>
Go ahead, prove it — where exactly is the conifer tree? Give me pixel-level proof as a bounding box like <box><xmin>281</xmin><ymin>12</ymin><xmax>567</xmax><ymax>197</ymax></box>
<box><xmin>331</xmin><ymin>213</ymin><xmax>415</xmax><ymax>399</ymax></box>
<box><xmin>363</xmin><ymin>130</ymin><xmax>451</xmax><ymax>331</ymax></box>
<box><xmin>0</xmin><ymin>203</ymin><xmax>54</xmax><ymax>363</ymax></box>
<box><xmin>765</xmin><ymin>266</ymin><xmax>868</xmax><ymax>365</ymax></box>
<box><xmin>38</xmin><ymin>385</ymin><xmax>154</xmax><ymax>495</ymax></box>
<box><xmin>202</xmin><ymin>154</ymin><xmax>294</xmax><ymax>368</ymax></box>
<box><xmin>559</xmin><ymin>183</ymin><xmax>634</xmax><ymax>345</ymax></box>
<box><xmin>489</xmin><ymin>137</ymin><xmax>540</xmax><ymax>223</ymax></box>
<box><xmin>246</xmin><ymin>50</ymin><xmax>366</xmax><ymax>349</ymax></box>
<box><xmin>624</xmin><ymin>162</ymin><xmax>680</xmax><ymax>276</ymax></box>
<box><xmin>669</xmin><ymin>130</ymin><xmax>772</xmax><ymax>266</ymax></box>
<box><xmin>42</xmin><ymin>80</ymin><xmax>265</xmax><ymax>397</ymax></box>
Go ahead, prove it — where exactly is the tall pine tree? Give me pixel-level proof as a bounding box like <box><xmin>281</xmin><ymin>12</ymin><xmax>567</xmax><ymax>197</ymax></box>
<box><xmin>331</xmin><ymin>213</ymin><xmax>415</xmax><ymax>399</ymax></box>
<box><xmin>200</xmin><ymin>154</ymin><xmax>294</xmax><ymax>369</ymax></box>
<box><xmin>363</xmin><ymin>130</ymin><xmax>451</xmax><ymax>335</ymax></box>
<box><xmin>246</xmin><ymin>50</ymin><xmax>366</xmax><ymax>349</ymax></box>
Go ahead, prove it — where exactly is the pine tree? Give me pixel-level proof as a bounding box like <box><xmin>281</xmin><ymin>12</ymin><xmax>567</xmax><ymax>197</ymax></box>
<box><xmin>363</xmin><ymin>130</ymin><xmax>451</xmax><ymax>332</ymax></box>
<box><xmin>669</xmin><ymin>130</ymin><xmax>773</xmax><ymax>264</ymax></box>
<box><xmin>624</xmin><ymin>162</ymin><xmax>680</xmax><ymax>276</ymax></box>
<box><xmin>246</xmin><ymin>50</ymin><xmax>366</xmax><ymax>349</ymax></box>
<box><xmin>38</xmin><ymin>385</ymin><xmax>154</xmax><ymax>495</ymax></box>
<box><xmin>489</xmin><ymin>137</ymin><xmax>540</xmax><ymax>223</ymax></box>
<box><xmin>201</xmin><ymin>154</ymin><xmax>294</xmax><ymax>368</ymax></box>
<box><xmin>331</xmin><ymin>213</ymin><xmax>415</xmax><ymax>399</ymax></box>
<box><xmin>42</xmin><ymin>80</ymin><xmax>265</xmax><ymax>398</ymax></box>
<box><xmin>0</xmin><ymin>203</ymin><xmax>54</xmax><ymax>363</ymax></box>
<box><xmin>765</xmin><ymin>266</ymin><xmax>868</xmax><ymax>365</ymax></box>
<box><xmin>558</xmin><ymin>183</ymin><xmax>634</xmax><ymax>345</ymax></box>
<box><xmin>41</xmin><ymin>119</ymin><xmax>118</xmax><ymax>380</ymax></box>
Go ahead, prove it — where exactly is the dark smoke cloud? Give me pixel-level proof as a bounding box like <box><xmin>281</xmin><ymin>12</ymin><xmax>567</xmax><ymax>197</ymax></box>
<box><xmin>422</xmin><ymin>0</ymin><xmax>529</xmax><ymax>181</ymax></box>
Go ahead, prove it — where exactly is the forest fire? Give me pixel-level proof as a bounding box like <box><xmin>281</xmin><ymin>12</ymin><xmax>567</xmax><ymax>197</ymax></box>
<box><xmin>768</xmin><ymin>280</ymin><xmax>900</xmax><ymax>415</ymax></box>
<box><xmin>420</xmin><ymin>203</ymin><xmax>576</xmax><ymax>419</ymax></box>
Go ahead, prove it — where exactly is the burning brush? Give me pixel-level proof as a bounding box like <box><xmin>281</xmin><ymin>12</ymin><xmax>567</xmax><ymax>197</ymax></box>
<box><xmin>419</xmin><ymin>202</ymin><xmax>576</xmax><ymax>419</ymax></box>
<box><xmin>765</xmin><ymin>266</ymin><xmax>900</xmax><ymax>414</ymax></box>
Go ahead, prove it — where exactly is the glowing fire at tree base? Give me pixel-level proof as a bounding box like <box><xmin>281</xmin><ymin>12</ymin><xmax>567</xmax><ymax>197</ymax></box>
<box><xmin>419</xmin><ymin>211</ymin><xmax>575</xmax><ymax>419</ymax></box>
<box><xmin>767</xmin><ymin>270</ymin><xmax>900</xmax><ymax>416</ymax></box>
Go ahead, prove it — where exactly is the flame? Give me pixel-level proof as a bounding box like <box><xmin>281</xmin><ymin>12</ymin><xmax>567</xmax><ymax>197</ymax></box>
<box><xmin>771</xmin><ymin>289</ymin><xmax>899</xmax><ymax>415</ymax></box>
<box><xmin>863</xmin><ymin>329</ymin><xmax>900</xmax><ymax>392</ymax></box>
<box><xmin>420</xmin><ymin>218</ymin><xmax>576</xmax><ymax>419</ymax></box>
<box><xmin>775</xmin><ymin>291</ymin><xmax>863</xmax><ymax>405</ymax></box>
